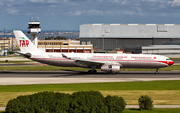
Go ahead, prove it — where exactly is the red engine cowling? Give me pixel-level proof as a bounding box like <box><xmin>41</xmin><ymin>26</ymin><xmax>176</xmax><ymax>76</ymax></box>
<box><xmin>101</xmin><ymin>64</ymin><xmax>120</xmax><ymax>73</ymax></box>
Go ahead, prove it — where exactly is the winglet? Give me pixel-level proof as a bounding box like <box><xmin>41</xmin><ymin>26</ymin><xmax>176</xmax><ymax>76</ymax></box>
<box><xmin>62</xmin><ymin>54</ymin><xmax>68</xmax><ymax>59</ymax></box>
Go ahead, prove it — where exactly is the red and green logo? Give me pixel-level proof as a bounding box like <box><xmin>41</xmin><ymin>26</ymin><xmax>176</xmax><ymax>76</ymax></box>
<box><xmin>20</xmin><ymin>37</ymin><xmax>25</xmax><ymax>40</ymax></box>
<box><xmin>19</xmin><ymin>37</ymin><xmax>29</xmax><ymax>47</ymax></box>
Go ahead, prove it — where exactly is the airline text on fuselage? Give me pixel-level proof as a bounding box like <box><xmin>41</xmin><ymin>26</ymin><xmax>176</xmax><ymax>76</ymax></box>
<box><xmin>92</xmin><ymin>56</ymin><xmax>113</xmax><ymax>58</ymax></box>
<box><xmin>131</xmin><ymin>56</ymin><xmax>152</xmax><ymax>59</ymax></box>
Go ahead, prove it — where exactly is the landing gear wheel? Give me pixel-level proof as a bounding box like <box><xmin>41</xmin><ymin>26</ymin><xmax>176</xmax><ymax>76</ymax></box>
<box><xmin>88</xmin><ymin>70</ymin><xmax>97</xmax><ymax>74</ymax></box>
<box><xmin>88</xmin><ymin>70</ymin><xmax>91</xmax><ymax>74</ymax></box>
<box><xmin>155</xmin><ymin>68</ymin><xmax>159</xmax><ymax>74</ymax></box>
<box><xmin>93</xmin><ymin>70</ymin><xmax>97</xmax><ymax>74</ymax></box>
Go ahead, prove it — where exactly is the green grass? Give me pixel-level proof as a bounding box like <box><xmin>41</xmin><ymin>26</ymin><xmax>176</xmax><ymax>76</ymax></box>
<box><xmin>0</xmin><ymin>80</ymin><xmax>180</xmax><ymax>92</ymax></box>
<box><xmin>123</xmin><ymin>65</ymin><xmax>180</xmax><ymax>71</ymax></box>
<box><xmin>0</xmin><ymin>61</ymin><xmax>33</xmax><ymax>63</ymax></box>
<box><xmin>0</xmin><ymin>65</ymin><xmax>180</xmax><ymax>71</ymax></box>
<box><xmin>1</xmin><ymin>108</ymin><xmax>180</xmax><ymax>113</ymax></box>
<box><xmin>0</xmin><ymin>65</ymin><xmax>90</xmax><ymax>71</ymax></box>
<box><xmin>124</xmin><ymin>108</ymin><xmax>180</xmax><ymax>113</ymax></box>
<box><xmin>1</xmin><ymin>90</ymin><xmax>180</xmax><ymax>106</ymax></box>
<box><xmin>0</xmin><ymin>56</ymin><xmax>20</xmax><ymax>58</ymax></box>
<box><xmin>170</xmin><ymin>58</ymin><xmax>180</xmax><ymax>60</ymax></box>
<box><xmin>0</xmin><ymin>108</ymin><xmax>180</xmax><ymax>113</ymax></box>
<box><xmin>1</xmin><ymin>81</ymin><xmax>180</xmax><ymax>106</ymax></box>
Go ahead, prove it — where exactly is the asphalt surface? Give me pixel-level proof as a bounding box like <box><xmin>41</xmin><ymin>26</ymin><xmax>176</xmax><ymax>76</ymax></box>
<box><xmin>173</xmin><ymin>59</ymin><xmax>180</xmax><ymax>64</ymax></box>
<box><xmin>0</xmin><ymin>71</ymin><xmax>179</xmax><ymax>85</ymax></box>
<box><xmin>0</xmin><ymin>70</ymin><xmax>180</xmax><ymax>78</ymax></box>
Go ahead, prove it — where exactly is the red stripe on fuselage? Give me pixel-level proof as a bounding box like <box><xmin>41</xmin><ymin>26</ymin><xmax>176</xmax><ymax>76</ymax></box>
<box><xmin>90</xmin><ymin>59</ymin><xmax>171</xmax><ymax>65</ymax></box>
<box><xmin>30</xmin><ymin>57</ymin><xmax>173</xmax><ymax>66</ymax></box>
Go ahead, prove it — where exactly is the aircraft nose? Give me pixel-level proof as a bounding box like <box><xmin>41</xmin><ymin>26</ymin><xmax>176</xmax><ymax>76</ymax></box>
<box><xmin>168</xmin><ymin>60</ymin><xmax>174</xmax><ymax>66</ymax></box>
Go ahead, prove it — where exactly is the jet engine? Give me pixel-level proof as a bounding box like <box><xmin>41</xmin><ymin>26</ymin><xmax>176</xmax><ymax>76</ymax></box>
<box><xmin>101</xmin><ymin>64</ymin><xmax>120</xmax><ymax>73</ymax></box>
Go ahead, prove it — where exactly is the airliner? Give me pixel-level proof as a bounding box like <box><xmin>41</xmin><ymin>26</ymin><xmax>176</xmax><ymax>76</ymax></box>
<box><xmin>14</xmin><ymin>30</ymin><xmax>174</xmax><ymax>73</ymax></box>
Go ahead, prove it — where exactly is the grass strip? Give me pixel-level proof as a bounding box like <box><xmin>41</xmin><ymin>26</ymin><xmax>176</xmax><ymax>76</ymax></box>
<box><xmin>1</xmin><ymin>90</ymin><xmax>180</xmax><ymax>106</ymax></box>
<box><xmin>0</xmin><ymin>65</ymin><xmax>90</xmax><ymax>71</ymax></box>
<box><xmin>170</xmin><ymin>58</ymin><xmax>180</xmax><ymax>60</ymax></box>
<box><xmin>0</xmin><ymin>61</ymin><xmax>33</xmax><ymax>64</ymax></box>
<box><xmin>0</xmin><ymin>81</ymin><xmax>180</xmax><ymax>106</ymax></box>
<box><xmin>0</xmin><ymin>56</ymin><xmax>21</xmax><ymax>58</ymax></box>
<box><xmin>1</xmin><ymin>108</ymin><xmax>180</xmax><ymax>113</ymax></box>
<box><xmin>1</xmin><ymin>80</ymin><xmax>180</xmax><ymax>92</ymax></box>
<box><xmin>124</xmin><ymin>108</ymin><xmax>180</xmax><ymax>113</ymax></box>
<box><xmin>122</xmin><ymin>65</ymin><xmax>180</xmax><ymax>71</ymax></box>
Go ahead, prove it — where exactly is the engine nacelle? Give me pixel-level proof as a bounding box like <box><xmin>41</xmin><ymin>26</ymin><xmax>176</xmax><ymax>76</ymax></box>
<box><xmin>101</xmin><ymin>64</ymin><xmax>120</xmax><ymax>73</ymax></box>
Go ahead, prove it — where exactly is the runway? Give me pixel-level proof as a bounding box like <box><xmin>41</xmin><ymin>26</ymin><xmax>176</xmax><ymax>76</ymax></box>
<box><xmin>0</xmin><ymin>70</ymin><xmax>180</xmax><ymax>78</ymax></box>
<box><xmin>0</xmin><ymin>71</ymin><xmax>180</xmax><ymax>85</ymax></box>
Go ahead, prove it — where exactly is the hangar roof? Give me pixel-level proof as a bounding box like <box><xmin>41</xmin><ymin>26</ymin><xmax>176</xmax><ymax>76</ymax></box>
<box><xmin>80</xmin><ymin>24</ymin><xmax>180</xmax><ymax>38</ymax></box>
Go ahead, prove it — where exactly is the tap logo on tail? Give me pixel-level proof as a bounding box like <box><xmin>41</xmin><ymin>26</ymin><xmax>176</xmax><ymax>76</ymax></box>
<box><xmin>19</xmin><ymin>37</ymin><xmax>29</xmax><ymax>47</ymax></box>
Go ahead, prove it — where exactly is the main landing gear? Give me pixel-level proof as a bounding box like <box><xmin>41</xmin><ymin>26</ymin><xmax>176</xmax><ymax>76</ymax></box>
<box><xmin>88</xmin><ymin>65</ymin><xmax>97</xmax><ymax>74</ymax></box>
<box><xmin>155</xmin><ymin>68</ymin><xmax>159</xmax><ymax>74</ymax></box>
<box><xmin>88</xmin><ymin>70</ymin><xmax>97</xmax><ymax>74</ymax></box>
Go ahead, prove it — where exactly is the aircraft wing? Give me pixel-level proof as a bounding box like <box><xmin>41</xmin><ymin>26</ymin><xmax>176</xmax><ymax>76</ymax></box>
<box><xmin>16</xmin><ymin>51</ymin><xmax>32</xmax><ymax>58</ymax></box>
<box><xmin>62</xmin><ymin>54</ymin><xmax>106</xmax><ymax>67</ymax></box>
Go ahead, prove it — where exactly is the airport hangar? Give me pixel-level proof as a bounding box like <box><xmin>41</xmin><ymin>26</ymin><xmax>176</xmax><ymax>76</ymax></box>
<box><xmin>79</xmin><ymin>24</ymin><xmax>180</xmax><ymax>55</ymax></box>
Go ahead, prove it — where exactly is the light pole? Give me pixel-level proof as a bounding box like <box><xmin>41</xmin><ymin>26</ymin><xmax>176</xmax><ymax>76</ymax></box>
<box><xmin>102</xmin><ymin>35</ymin><xmax>104</xmax><ymax>50</ymax></box>
<box><xmin>3</xmin><ymin>28</ymin><xmax>5</xmax><ymax>56</ymax></box>
<box><xmin>57</xmin><ymin>30</ymin><xmax>59</xmax><ymax>37</ymax></box>
<box><xmin>12</xmin><ymin>30</ymin><xmax>13</xmax><ymax>51</ymax></box>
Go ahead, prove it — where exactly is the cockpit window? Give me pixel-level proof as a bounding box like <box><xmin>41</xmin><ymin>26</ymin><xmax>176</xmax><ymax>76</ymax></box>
<box><xmin>166</xmin><ymin>58</ymin><xmax>170</xmax><ymax>60</ymax></box>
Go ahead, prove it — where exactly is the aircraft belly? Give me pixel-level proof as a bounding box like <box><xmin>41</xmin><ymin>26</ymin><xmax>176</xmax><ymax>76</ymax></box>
<box><xmin>31</xmin><ymin>58</ymin><xmax>76</xmax><ymax>67</ymax></box>
<box><xmin>47</xmin><ymin>60</ymin><xmax>76</xmax><ymax>67</ymax></box>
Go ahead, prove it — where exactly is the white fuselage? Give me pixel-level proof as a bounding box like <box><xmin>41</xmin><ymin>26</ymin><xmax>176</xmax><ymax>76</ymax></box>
<box><xmin>13</xmin><ymin>30</ymin><xmax>174</xmax><ymax>73</ymax></box>
<box><xmin>29</xmin><ymin>52</ymin><xmax>174</xmax><ymax>69</ymax></box>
